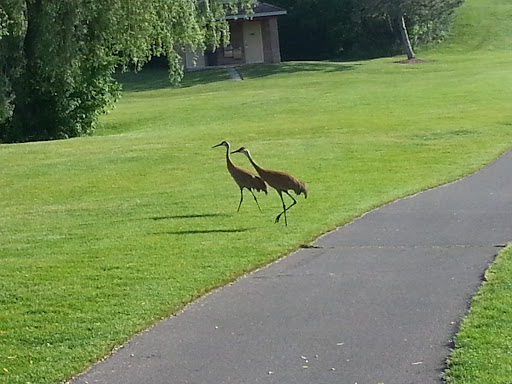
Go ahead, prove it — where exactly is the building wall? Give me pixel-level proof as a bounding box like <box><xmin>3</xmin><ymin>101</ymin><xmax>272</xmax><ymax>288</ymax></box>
<box><xmin>183</xmin><ymin>16</ymin><xmax>282</xmax><ymax>70</ymax></box>
<box><xmin>268</xmin><ymin>17</ymin><xmax>282</xmax><ymax>63</ymax></box>
<box><xmin>184</xmin><ymin>48</ymin><xmax>206</xmax><ymax>69</ymax></box>
<box><xmin>260</xmin><ymin>17</ymin><xmax>281</xmax><ymax>64</ymax></box>
<box><xmin>261</xmin><ymin>19</ymin><xmax>271</xmax><ymax>64</ymax></box>
<box><xmin>213</xmin><ymin>21</ymin><xmax>245</xmax><ymax>66</ymax></box>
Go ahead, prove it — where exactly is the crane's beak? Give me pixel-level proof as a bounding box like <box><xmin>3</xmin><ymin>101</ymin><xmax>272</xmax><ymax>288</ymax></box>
<box><xmin>231</xmin><ymin>147</ymin><xmax>243</xmax><ymax>154</ymax></box>
<box><xmin>212</xmin><ymin>143</ymin><xmax>223</xmax><ymax>148</ymax></box>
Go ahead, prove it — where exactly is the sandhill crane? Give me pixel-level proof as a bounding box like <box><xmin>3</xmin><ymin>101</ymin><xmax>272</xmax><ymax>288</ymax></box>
<box><xmin>231</xmin><ymin>147</ymin><xmax>307</xmax><ymax>226</ymax></box>
<box><xmin>213</xmin><ymin>141</ymin><xmax>268</xmax><ymax>212</ymax></box>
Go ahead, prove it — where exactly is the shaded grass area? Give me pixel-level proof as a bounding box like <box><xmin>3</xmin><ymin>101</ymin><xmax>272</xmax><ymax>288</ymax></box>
<box><xmin>114</xmin><ymin>61</ymin><xmax>357</xmax><ymax>93</ymax></box>
<box><xmin>115</xmin><ymin>67</ymin><xmax>231</xmax><ymax>92</ymax></box>
<box><xmin>444</xmin><ymin>246</ymin><xmax>512</xmax><ymax>383</ymax></box>
<box><xmin>235</xmin><ymin>60</ymin><xmax>358</xmax><ymax>79</ymax></box>
<box><xmin>1</xmin><ymin>0</ymin><xmax>512</xmax><ymax>383</ymax></box>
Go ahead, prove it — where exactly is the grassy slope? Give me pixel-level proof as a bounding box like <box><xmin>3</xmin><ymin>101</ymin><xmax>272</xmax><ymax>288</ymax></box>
<box><xmin>0</xmin><ymin>0</ymin><xmax>511</xmax><ymax>383</ymax></box>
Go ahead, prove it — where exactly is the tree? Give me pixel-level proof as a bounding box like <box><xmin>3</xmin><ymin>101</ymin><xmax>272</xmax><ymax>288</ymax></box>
<box><xmin>273</xmin><ymin>0</ymin><xmax>463</xmax><ymax>61</ymax></box>
<box><xmin>270</xmin><ymin>0</ymin><xmax>363</xmax><ymax>60</ymax></box>
<box><xmin>359</xmin><ymin>0</ymin><xmax>414</xmax><ymax>59</ymax></box>
<box><xmin>0</xmin><ymin>0</ymin><xmax>250</xmax><ymax>143</ymax></box>
<box><xmin>0</xmin><ymin>6</ymin><xmax>8</xmax><ymax>39</ymax></box>
<box><xmin>361</xmin><ymin>0</ymin><xmax>464</xmax><ymax>60</ymax></box>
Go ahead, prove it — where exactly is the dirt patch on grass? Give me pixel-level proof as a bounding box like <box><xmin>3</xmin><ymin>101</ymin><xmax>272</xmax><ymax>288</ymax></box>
<box><xmin>396</xmin><ymin>57</ymin><xmax>431</xmax><ymax>64</ymax></box>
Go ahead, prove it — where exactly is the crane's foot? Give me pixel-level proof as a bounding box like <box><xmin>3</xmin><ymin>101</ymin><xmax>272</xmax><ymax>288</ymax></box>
<box><xmin>275</xmin><ymin>214</ymin><xmax>287</xmax><ymax>225</ymax></box>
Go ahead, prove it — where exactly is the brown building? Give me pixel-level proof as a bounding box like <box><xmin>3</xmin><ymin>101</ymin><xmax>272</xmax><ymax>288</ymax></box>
<box><xmin>184</xmin><ymin>2</ymin><xmax>286</xmax><ymax>69</ymax></box>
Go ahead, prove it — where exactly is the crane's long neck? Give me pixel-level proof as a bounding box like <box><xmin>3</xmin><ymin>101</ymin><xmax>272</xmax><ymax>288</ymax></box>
<box><xmin>245</xmin><ymin>151</ymin><xmax>265</xmax><ymax>175</ymax></box>
<box><xmin>225</xmin><ymin>144</ymin><xmax>235</xmax><ymax>170</ymax></box>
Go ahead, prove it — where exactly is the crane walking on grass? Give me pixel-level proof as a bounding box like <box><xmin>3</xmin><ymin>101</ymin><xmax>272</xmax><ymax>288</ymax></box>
<box><xmin>213</xmin><ymin>141</ymin><xmax>268</xmax><ymax>212</ymax></box>
<box><xmin>231</xmin><ymin>147</ymin><xmax>307</xmax><ymax>226</ymax></box>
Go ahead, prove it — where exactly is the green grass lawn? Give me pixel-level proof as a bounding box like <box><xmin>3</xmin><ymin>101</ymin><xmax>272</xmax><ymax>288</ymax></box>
<box><xmin>444</xmin><ymin>246</ymin><xmax>512</xmax><ymax>383</ymax></box>
<box><xmin>1</xmin><ymin>0</ymin><xmax>512</xmax><ymax>383</ymax></box>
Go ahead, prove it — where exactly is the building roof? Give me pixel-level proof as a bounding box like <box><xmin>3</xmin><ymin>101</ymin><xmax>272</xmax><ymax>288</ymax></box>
<box><xmin>226</xmin><ymin>1</ymin><xmax>287</xmax><ymax>20</ymax></box>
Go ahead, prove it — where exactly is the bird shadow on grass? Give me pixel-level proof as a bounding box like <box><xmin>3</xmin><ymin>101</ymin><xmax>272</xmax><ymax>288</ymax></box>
<box><xmin>150</xmin><ymin>213</ymin><xmax>231</xmax><ymax>220</ymax></box>
<box><xmin>155</xmin><ymin>228</ymin><xmax>252</xmax><ymax>235</ymax></box>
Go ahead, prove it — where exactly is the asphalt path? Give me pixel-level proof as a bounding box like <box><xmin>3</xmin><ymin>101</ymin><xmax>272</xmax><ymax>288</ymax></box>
<box><xmin>70</xmin><ymin>150</ymin><xmax>512</xmax><ymax>384</ymax></box>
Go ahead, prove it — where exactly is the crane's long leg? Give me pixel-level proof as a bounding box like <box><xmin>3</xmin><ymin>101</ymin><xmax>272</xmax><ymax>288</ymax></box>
<box><xmin>249</xmin><ymin>189</ymin><xmax>263</xmax><ymax>212</ymax></box>
<box><xmin>275</xmin><ymin>191</ymin><xmax>297</xmax><ymax>226</ymax></box>
<box><xmin>275</xmin><ymin>191</ymin><xmax>287</xmax><ymax>225</ymax></box>
<box><xmin>237</xmin><ymin>188</ymin><xmax>244</xmax><ymax>212</ymax></box>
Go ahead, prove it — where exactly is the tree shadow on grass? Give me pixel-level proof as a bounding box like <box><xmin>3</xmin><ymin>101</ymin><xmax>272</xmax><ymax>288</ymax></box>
<box><xmin>114</xmin><ymin>68</ymin><xmax>172</xmax><ymax>92</ymax></box>
<box><xmin>115</xmin><ymin>61</ymin><xmax>357</xmax><ymax>93</ymax></box>
<box><xmin>237</xmin><ymin>61</ymin><xmax>357</xmax><ymax>80</ymax></box>
<box><xmin>115</xmin><ymin>67</ymin><xmax>231</xmax><ymax>92</ymax></box>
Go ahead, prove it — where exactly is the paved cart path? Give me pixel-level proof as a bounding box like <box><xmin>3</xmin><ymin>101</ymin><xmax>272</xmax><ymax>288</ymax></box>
<box><xmin>71</xmin><ymin>150</ymin><xmax>512</xmax><ymax>384</ymax></box>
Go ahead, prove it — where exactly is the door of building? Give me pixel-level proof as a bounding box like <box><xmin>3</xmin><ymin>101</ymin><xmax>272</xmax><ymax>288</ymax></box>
<box><xmin>243</xmin><ymin>21</ymin><xmax>264</xmax><ymax>64</ymax></box>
